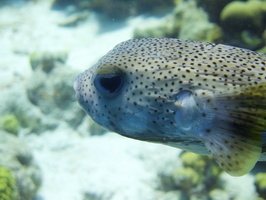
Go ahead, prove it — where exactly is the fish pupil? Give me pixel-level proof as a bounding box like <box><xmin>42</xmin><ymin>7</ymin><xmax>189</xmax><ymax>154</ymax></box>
<box><xmin>94</xmin><ymin>73</ymin><xmax>123</xmax><ymax>95</ymax></box>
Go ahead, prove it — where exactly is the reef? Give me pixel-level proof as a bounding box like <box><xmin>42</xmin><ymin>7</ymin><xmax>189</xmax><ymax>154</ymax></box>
<box><xmin>27</xmin><ymin>51</ymin><xmax>85</xmax><ymax>129</ymax></box>
<box><xmin>255</xmin><ymin>172</ymin><xmax>266</xmax><ymax>199</ymax></box>
<box><xmin>133</xmin><ymin>0</ymin><xmax>224</xmax><ymax>43</ymax></box>
<box><xmin>29</xmin><ymin>51</ymin><xmax>68</xmax><ymax>73</ymax></box>
<box><xmin>0</xmin><ymin>131</ymin><xmax>42</xmax><ymax>200</ymax></box>
<box><xmin>219</xmin><ymin>0</ymin><xmax>266</xmax><ymax>49</ymax></box>
<box><xmin>133</xmin><ymin>0</ymin><xmax>266</xmax><ymax>51</ymax></box>
<box><xmin>220</xmin><ymin>1</ymin><xmax>266</xmax><ymax>34</ymax></box>
<box><xmin>158</xmin><ymin>152</ymin><xmax>224</xmax><ymax>200</ymax></box>
<box><xmin>0</xmin><ymin>165</ymin><xmax>18</xmax><ymax>200</ymax></box>
<box><xmin>196</xmin><ymin>0</ymin><xmax>233</xmax><ymax>23</ymax></box>
<box><xmin>51</xmin><ymin>0</ymin><xmax>174</xmax><ymax>20</ymax></box>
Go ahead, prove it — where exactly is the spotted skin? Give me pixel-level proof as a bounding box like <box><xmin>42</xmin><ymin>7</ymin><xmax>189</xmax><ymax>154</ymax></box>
<box><xmin>74</xmin><ymin>38</ymin><xmax>266</xmax><ymax>176</ymax></box>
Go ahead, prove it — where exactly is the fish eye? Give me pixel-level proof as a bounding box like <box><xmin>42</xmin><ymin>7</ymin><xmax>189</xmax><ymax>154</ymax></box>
<box><xmin>93</xmin><ymin>72</ymin><xmax>124</xmax><ymax>97</ymax></box>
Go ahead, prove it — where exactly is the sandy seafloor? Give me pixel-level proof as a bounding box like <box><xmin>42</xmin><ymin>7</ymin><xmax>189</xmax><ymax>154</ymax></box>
<box><xmin>0</xmin><ymin>1</ymin><xmax>261</xmax><ymax>200</ymax></box>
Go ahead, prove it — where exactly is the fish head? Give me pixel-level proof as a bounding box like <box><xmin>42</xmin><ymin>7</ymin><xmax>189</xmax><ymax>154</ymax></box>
<box><xmin>73</xmin><ymin>38</ymin><xmax>206</xmax><ymax>143</ymax></box>
<box><xmin>74</xmin><ymin>61</ymin><xmax>151</xmax><ymax>138</ymax></box>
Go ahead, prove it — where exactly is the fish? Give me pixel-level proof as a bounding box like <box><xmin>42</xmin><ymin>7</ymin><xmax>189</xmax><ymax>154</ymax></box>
<box><xmin>74</xmin><ymin>37</ymin><xmax>266</xmax><ymax>176</ymax></box>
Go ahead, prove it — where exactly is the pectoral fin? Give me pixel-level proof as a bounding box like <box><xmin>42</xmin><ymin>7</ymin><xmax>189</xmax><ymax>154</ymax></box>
<box><xmin>204</xmin><ymin>130</ymin><xmax>261</xmax><ymax>176</ymax></box>
<box><xmin>202</xmin><ymin>83</ymin><xmax>266</xmax><ymax>176</ymax></box>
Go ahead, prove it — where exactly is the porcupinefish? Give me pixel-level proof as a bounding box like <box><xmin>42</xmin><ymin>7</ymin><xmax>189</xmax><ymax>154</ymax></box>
<box><xmin>74</xmin><ymin>38</ymin><xmax>266</xmax><ymax>176</ymax></box>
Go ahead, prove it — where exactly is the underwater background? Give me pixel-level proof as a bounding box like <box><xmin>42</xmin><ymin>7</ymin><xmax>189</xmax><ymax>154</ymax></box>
<box><xmin>0</xmin><ymin>0</ymin><xmax>266</xmax><ymax>199</ymax></box>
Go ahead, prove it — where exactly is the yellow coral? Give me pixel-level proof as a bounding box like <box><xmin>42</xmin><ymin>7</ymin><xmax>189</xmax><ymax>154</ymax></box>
<box><xmin>0</xmin><ymin>166</ymin><xmax>18</xmax><ymax>200</ymax></box>
<box><xmin>255</xmin><ymin>173</ymin><xmax>266</xmax><ymax>190</ymax></box>
<box><xmin>181</xmin><ymin>152</ymin><xmax>207</xmax><ymax>173</ymax></box>
<box><xmin>220</xmin><ymin>0</ymin><xmax>266</xmax><ymax>32</ymax></box>
<box><xmin>173</xmin><ymin>167</ymin><xmax>200</xmax><ymax>191</ymax></box>
<box><xmin>1</xmin><ymin>115</ymin><xmax>19</xmax><ymax>135</ymax></box>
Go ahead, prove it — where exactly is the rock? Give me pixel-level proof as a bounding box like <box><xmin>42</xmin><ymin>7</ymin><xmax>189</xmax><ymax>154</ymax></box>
<box><xmin>0</xmin><ymin>131</ymin><xmax>42</xmax><ymax>200</ymax></box>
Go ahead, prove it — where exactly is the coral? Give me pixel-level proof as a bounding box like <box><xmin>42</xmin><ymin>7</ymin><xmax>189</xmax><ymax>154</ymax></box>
<box><xmin>219</xmin><ymin>0</ymin><xmax>266</xmax><ymax>49</ymax></box>
<box><xmin>29</xmin><ymin>51</ymin><xmax>67</xmax><ymax>73</ymax></box>
<box><xmin>220</xmin><ymin>0</ymin><xmax>266</xmax><ymax>33</ymax></box>
<box><xmin>180</xmin><ymin>152</ymin><xmax>222</xmax><ymax>178</ymax></box>
<box><xmin>255</xmin><ymin>172</ymin><xmax>266</xmax><ymax>199</ymax></box>
<box><xmin>197</xmin><ymin>0</ymin><xmax>233</xmax><ymax>23</ymax></box>
<box><xmin>1</xmin><ymin>115</ymin><xmax>19</xmax><ymax>135</ymax></box>
<box><xmin>133</xmin><ymin>17</ymin><xmax>180</xmax><ymax>39</ymax></box>
<box><xmin>0</xmin><ymin>82</ymin><xmax>58</xmax><ymax>134</ymax></box>
<box><xmin>134</xmin><ymin>1</ymin><xmax>224</xmax><ymax>43</ymax></box>
<box><xmin>176</xmin><ymin>1</ymin><xmax>223</xmax><ymax>43</ymax></box>
<box><xmin>177</xmin><ymin>152</ymin><xmax>222</xmax><ymax>190</ymax></box>
<box><xmin>181</xmin><ymin>152</ymin><xmax>206</xmax><ymax>172</ymax></box>
<box><xmin>27</xmin><ymin>51</ymin><xmax>85</xmax><ymax>129</ymax></box>
<box><xmin>0</xmin><ymin>166</ymin><xmax>18</xmax><ymax>200</ymax></box>
<box><xmin>241</xmin><ymin>31</ymin><xmax>264</xmax><ymax>49</ymax></box>
<box><xmin>52</xmin><ymin>0</ymin><xmax>174</xmax><ymax>20</ymax></box>
<box><xmin>173</xmin><ymin>167</ymin><xmax>200</xmax><ymax>192</ymax></box>
<box><xmin>0</xmin><ymin>131</ymin><xmax>42</xmax><ymax>200</ymax></box>
<box><xmin>1</xmin><ymin>49</ymin><xmax>84</xmax><ymax>134</ymax></box>
<box><xmin>209</xmin><ymin>189</ymin><xmax>230</xmax><ymax>200</ymax></box>
<box><xmin>156</xmin><ymin>191</ymin><xmax>185</xmax><ymax>200</ymax></box>
<box><xmin>257</xmin><ymin>46</ymin><xmax>266</xmax><ymax>54</ymax></box>
<box><xmin>158</xmin><ymin>152</ymin><xmax>223</xmax><ymax>200</ymax></box>
<box><xmin>58</xmin><ymin>11</ymin><xmax>90</xmax><ymax>27</ymax></box>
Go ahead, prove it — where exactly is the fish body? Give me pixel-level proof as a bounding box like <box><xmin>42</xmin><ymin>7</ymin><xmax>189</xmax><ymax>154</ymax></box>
<box><xmin>74</xmin><ymin>38</ymin><xmax>266</xmax><ymax>176</ymax></box>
